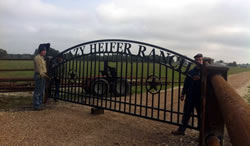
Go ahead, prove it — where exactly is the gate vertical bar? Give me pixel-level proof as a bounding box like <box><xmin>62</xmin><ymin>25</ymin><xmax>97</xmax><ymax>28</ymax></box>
<box><xmin>145</xmin><ymin>60</ymin><xmax>150</xmax><ymax>117</ymax></box>
<box><xmin>151</xmin><ymin>56</ymin><xmax>156</xmax><ymax>118</ymax></box>
<box><xmin>129</xmin><ymin>56</ymin><xmax>133</xmax><ymax>113</ymax></box>
<box><xmin>134</xmin><ymin>56</ymin><xmax>139</xmax><ymax>115</ymax></box>
<box><xmin>66</xmin><ymin>59</ymin><xmax>71</xmax><ymax>101</ymax></box>
<box><xmin>164</xmin><ymin>66</ymin><xmax>168</xmax><ymax>121</ymax></box>
<box><xmin>139</xmin><ymin>58</ymin><xmax>144</xmax><ymax>116</ymax></box>
<box><xmin>157</xmin><ymin>64</ymin><xmax>162</xmax><ymax>120</ymax></box>
<box><xmin>124</xmin><ymin>54</ymin><xmax>129</xmax><ymax>112</ymax></box>
<box><xmin>177</xmin><ymin>70</ymin><xmax>181</xmax><ymax>124</ymax></box>
<box><xmin>82</xmin><ymin>56</ymin><xmax>86</xmax><ymax>104</ymax></box>
<box><xmin>74</xmin><ymin>56</ymin><xmax>78</xmax><ymax>102</ymax></box>
<box><xmin>93</xmin><ymin>51</ymin><xmax>97</xmax><ymax>106</ymax></box>
<box><xmin>86</xmin><ymin>56</ymin><xmax>90</xmax><ymax>105</ymax></box>
<box><xmin>119</xmin><ymin>53</ymin><xmax>123</xmax><ymax>111</ymax></box>
<box><xmin>97</xmin><ymin>52</ymin><xmax>102</xmax><ymax>107</ymax></box>
<box><xmin>170</xmin><ymin>69</ymin><xmax>174</xmax><ymax>122</ymax></box>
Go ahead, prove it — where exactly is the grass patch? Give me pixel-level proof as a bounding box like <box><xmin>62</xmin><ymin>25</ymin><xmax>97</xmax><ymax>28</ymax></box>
<box><xmin>0</xmin><ymin>94</ymin><xmax>33</xmax><ymax>111</ymax></box>
<box><xmin>1</xmin><ymin>60</ymin><xmax>250</xmax><ymax>79</ymax></box>
<box><xmin>228</xmin><ymin>67</ymin><xmax>250</xmax><ymax>75</ymax></box>
<box><xmin>0</xmin><ymin>60</ymin><xmax>34</xmax><ymax>78</ymax></box>
<box><xmin>243</xmin><ymin>86</ymin><xmax>250</xmax><ymax>104</ymax></box>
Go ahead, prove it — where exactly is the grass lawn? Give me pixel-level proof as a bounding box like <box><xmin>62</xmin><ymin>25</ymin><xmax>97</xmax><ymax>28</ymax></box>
<box><xmin>0</xmin><ymin>94</ymin><xmax>33</xmax><ymax>111</ymax></box>
<box><xmin>1</xmin><ymin>60</ymin><xmax>250</xmax><ymax>79</ymax></box>
<box><xmin>228</xmin><ymin>67</ymin><xmax>250</xmax><ymax>75</ymax></box>
<box><xmin>0</xmin><ymin>60</ymin><xmax>34</xmax><ymax>78</ymax></box>
<box><xmin>0</xmin><ymin>60</ymin><xmax>187</xmax><ymax>81</ymax></box>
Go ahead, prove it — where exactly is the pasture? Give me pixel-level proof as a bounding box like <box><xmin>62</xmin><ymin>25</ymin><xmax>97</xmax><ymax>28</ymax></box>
<box><xmin>1</xmin><ymin>60</ymin><xmax>250</xmax><ymax>78</ymax></box>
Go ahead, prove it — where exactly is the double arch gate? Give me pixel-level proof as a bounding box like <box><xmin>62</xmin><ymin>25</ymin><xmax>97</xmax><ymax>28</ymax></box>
<box><xmin>49</xmin><ymin>39</ymin><xmax>200</xmax><ymax>130</ymax></box>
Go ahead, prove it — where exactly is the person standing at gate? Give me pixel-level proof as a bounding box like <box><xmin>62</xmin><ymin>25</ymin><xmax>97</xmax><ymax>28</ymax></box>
<box><xmin>52</xmin><ymin>54</ymin><xmax>64</xmax><ymax>101</ymax></box>
<box><xmin>172</xmin><ymin>53</ymin><xmax>203</xmax><ymax>135</ymax></box>
<box><xmin>33</xmin><ymin>43</ymin><xmax>50</xmax><ymax>110</ymax></box>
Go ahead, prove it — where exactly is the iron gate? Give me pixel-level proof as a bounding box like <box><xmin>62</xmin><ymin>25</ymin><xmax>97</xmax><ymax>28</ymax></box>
<box><xmin>49</xmin><ymin>39</ymin><xmax>200</xmax><ymax>130</ymax></box>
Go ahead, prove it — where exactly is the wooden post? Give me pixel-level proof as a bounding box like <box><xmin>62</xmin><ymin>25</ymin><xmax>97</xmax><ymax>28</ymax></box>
<box><xmin>206</xmin><ymin>135</ymin><xmax>220</xmax><ymax>146</ymax></box>
<box><xmin>200</xmin><ymin>63</ymin><xmax>229</xmax><ymax>146</ymax></box>
<box><xmin>210</xmin><ymin>75</ymin><xmax>250</xmax><ymax>146</ymax></box>
<box><xmin>199</xmin><ymin>62</ymin><xmax>207</xmax><ymax>146</ymax></box>
<box><xmin>201</xmin><ymin>63</ymin><xmax>250</xmax><ymax>146</ymax></box>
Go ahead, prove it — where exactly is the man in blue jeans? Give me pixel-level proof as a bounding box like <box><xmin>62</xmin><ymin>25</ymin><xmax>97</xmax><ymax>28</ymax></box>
<box><xmin>172</xmin><ymin>53</ymin><xmax>203</xmax><ymax>135</ymax></box>
<box><xmin>33</xmin><ymin>43</ymin><xmax>50</xmax><ymax>110</ymax></box>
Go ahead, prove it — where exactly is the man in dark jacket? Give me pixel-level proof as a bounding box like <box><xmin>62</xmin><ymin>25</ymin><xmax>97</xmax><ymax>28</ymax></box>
<box><xmin>172</xmin><ymin>53</ymin><xmax>203</xmax><ymax>135</ymax></box>
<box><xmin>51</xmin><ymin>54</ymin><xmax>64</xmax><ymax>100</ymax></box>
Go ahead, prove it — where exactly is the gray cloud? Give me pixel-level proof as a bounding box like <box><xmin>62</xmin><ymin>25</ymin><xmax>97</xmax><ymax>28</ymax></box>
<box><xmin>0</xmin><ymin>0</ymin><xmax>249</xmax><ymax>63</ymax></box>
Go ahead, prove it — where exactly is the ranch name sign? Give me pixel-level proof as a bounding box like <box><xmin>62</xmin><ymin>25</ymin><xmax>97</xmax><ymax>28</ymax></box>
<box><xmin>61</xmin><ymin>40</ymin><xmax>195</xmax><ymax>75</ymax></box>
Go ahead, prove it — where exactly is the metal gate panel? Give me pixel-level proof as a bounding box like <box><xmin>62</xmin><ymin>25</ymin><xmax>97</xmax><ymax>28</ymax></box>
<box><xmin>49</xmin><ymin>39</ymin><xmax>199</xmax><ymax>129</ymax></box>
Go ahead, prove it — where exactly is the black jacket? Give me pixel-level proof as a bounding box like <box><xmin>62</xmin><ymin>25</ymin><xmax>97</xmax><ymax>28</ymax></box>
<box><xmin>182</xmin><ymin>67</ymin><xmax>201</xmax><ymax>101</ymax></box>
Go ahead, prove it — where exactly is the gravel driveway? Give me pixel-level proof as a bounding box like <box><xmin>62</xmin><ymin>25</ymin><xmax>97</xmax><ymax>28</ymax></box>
<box><xmin>0</xmin><ymin>72</ymin><xmax>249</xmax><ymax>146</ymax></box>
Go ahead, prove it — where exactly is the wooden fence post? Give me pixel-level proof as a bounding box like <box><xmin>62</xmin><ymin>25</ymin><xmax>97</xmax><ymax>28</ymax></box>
<box><xmin>210</xmin><ymin>75</ymin><xmax>250</xmax><ymax>146</ymax></box>
<box><xmin>200</xmin><ymin>62</ymin><xmax>229</xmax><ymax>146</ymax></box>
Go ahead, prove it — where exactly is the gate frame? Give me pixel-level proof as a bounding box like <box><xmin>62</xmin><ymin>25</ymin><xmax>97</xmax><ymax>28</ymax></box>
<box><xmin>48</xmin><ymin>39</ymin><xmax>206</xmax><ymax>144</ymax></box>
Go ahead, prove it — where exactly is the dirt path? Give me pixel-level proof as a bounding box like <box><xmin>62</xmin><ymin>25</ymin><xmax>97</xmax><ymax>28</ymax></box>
<box><xmin>0</xmin><ymin>72</ymin><xmax>249</xmax><ymax>146</ymax></box>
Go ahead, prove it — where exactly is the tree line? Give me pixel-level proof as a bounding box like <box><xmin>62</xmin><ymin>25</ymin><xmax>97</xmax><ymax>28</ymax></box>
<box><xmin>0</xmin><ymin>48</ymin><xmax>60</xmax><ymax>59</ymax></box>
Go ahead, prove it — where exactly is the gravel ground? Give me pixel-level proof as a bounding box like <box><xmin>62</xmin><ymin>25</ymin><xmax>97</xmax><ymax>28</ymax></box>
<box><xmin>0</xmin><ymin>72</ymin><xmax>249</xmax><ymax>146</ymax></box>
<box><xmin>0</xmin><ymin>101</ymin><xmax>199</xmax><ymax>146</ymax></box>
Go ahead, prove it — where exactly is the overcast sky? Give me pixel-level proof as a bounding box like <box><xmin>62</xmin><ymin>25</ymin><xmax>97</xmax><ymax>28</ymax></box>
<box><xmin>0</xmin><ymin>0</ymin><xmax>249</xmax><ymax>63</ymax></box>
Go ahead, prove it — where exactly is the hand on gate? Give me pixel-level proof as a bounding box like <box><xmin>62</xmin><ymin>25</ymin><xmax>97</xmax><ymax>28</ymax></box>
<box><xmin>44</xmin><ymin>75</ymin><xmax>51</xmax><ymax>80</ymax></box>
<box><xmin>192</xmin><ymin>75</ymin><xmax>200</xmax><ymax>80</ymax></box>
<box><xmin>180</xmin><ymin>94</ymin><xmax>185</xmax><ymax>101</ymax></box>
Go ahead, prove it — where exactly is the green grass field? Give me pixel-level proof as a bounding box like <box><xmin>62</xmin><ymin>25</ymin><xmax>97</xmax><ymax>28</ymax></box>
<box><xmin>0</xmin><ymin>60</ymin><xmax>34</xmax><ymax>78</ymax></box>
<box><xmin>0</xmin><ymin>60</ymin><xmax>187</xmax><ymax>82</ymax></box>
<box><xmin>228</xmin><ymin>67</ymin><xmax>250</xmax><ymax>75</ymax></box>
<box><xmin>0</xmin><ymin>60</ymin><xmax>250</xmax><ymax>78</ymax></box>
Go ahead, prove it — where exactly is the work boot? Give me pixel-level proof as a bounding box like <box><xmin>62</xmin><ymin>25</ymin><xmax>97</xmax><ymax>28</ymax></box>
<box><xmin>33</xmin><ymin>107</ymin><xmax>45</xmax><ymax>111</ymax></box>
<box><xmin>171</xmin><ymin>130</ymin><xmax>185</xmax><ymax>135</ymax></box>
